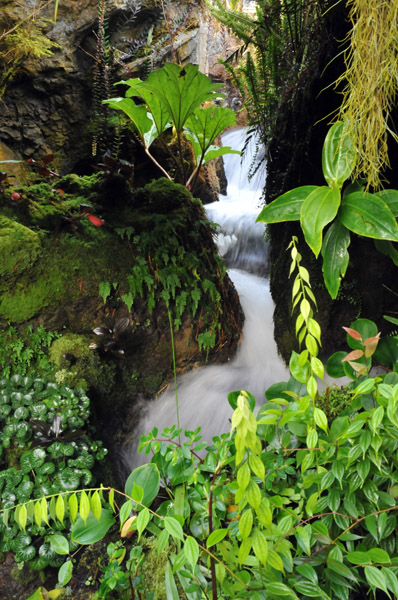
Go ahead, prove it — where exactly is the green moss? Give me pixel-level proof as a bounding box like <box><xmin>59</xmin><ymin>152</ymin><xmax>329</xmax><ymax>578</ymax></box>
<box><xmin>0</xmin><ymin>226</ymin><xmax>132</xmax><ymax>323</ymax></box>
<box><xmin>58</xmin><ymin>172</ymin><xmax>102</xmax><ymax>196</ymax></box>
<box><xmin>0</xmin><ymin>216</ymin><xmax>42</xmax><ymax>280</ymax></box>
<box><xmin>318</xmin><ymin>385</ymin><xmax>352</xmax><ymax>422</ymax></box>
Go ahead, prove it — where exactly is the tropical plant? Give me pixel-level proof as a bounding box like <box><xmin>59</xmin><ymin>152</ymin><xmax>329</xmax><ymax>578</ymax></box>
<box><xmin>103</xmin><ymin>62</ymin><xmax>240</xmax><ymax>191</ymax></box>
<box><xmin>0</xmin><ymin>373</ymin><xmax>106</xmax><ymax>575</ymax></box>
<box><xmin>257</xmin><ymin>121</ymin><xmax>398</xmax><ymax>299</ymax></box>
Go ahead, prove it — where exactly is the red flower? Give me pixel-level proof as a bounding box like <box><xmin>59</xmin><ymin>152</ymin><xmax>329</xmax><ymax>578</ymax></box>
<box><xmin>87</xmin><ymin>214</ymin><xmax>104</xmax><ymax>227</ymax></box>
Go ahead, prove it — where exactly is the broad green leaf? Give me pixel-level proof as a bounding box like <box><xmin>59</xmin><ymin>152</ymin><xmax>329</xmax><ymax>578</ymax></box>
<box><xmin>184</xmin><ymin>105</ymin><xmax>238</xmax><ymax>164</ymax></box>
<box><xmin>368</xmin><ymin>548</ymin><xmax>390</xmax><ymax>564</ymax></box>
<box><xmin>136</xmin><ymin>508</ymin><xmax>150</xmax><ymax>540</ymax></box>
<box><xmin>157</xmin><ymin>528</ymin><xmax>169</xmax><ymax>554</ymax></box>
<box><xmin>125</xmin><ymin>463</ymin><xmax>160</xmax><ymax>510</ymax></box>
<box><xmin>301</xmin><ymin>186</ymin><xmax>341</xmax><ymax>257</ymax></box>
<box><xmin>295</xmin><ymin>525</ymin><xmax>312</xmax><ymax>556</ymax></box>
<box><xmin>71</xmin><ymin>509</ymin><xmax>115</xmax><ymax>545</ymax></box>
<box><xmin>239</xmin><ymin>508</ymin><xmax>253</xmax><ymax>539</ymax></box>
<box><xmin>374</xmin><ymin>336</ymin><xmax>398</xmax><ymax>368</ymax></box>
<box><xmin>364</xmin><ymin>565</ymin><xmax>388</xmax><ymax>593</ymax></box>
<box><xmin>183</xmin><ymin>536</ymin><xmax>199</xmax><ymax>569</ymax></box>
<box><xmin>314</xmin><ymin>407</ymin><xmax>328</xmax><ymax>433</ymax></box>
<box><xmin>322</xmin><ymin>121</ymin><xmax>355</xmax><ymax>188</ymax></box>
<box><xmin>267</xmin><ymin>548</ymin><xmax>284</xmax><ymax>572</ymax></box>
<box><xmin>295</xmin><ymin>580</ymin><xmax>330</xmax><ymax>598</ymax></box>
<box><xmin>252</xmin><ymin>528</ymin><xmax>268</xmax><ymax>566</ymax></box>
<box><xmin>124</xmin><ymin>64</ymin><xmax>221</xmax><ymax>134</ymax></box>
<box><xmin>266</xmin><ymin>581</ymin><xmax>298</xmax><ymax>597</ymax></box>
<box><xmin>321</xmin><ymin>220</ymin><xmax>351</xmax><ymax>298</ymax></box>
<box><xmin>50</xmin><ymin>534</ymin><xmax>69</xmax><ymax>555</ymax></box>
<box><xmin>256</xmin><ymin>498</ymin><xmax>272</xmax><ymax>527</ymax></box>
<box><xmin>103</xmin><ymin>99</ymin><xmax>156</xmax><ymax>147</ymax></box>
<box><xmin>256</xmin><ymin>186</ymin><xmax>317</xmax><ymax>223</ymax></box>
<box><xmin>327</xmin><ymin>558</ymin><xmax>357</xmax><ymax>581</ymax></box>
<box><xmin>58</xmin><ymin>560</ymin><xmax>73</xmax><ymax>587</ymax></box>
<box><xmin>119</xmin><ymin>500</ymin><xmax>132</xmax><ymax>528</ymax></box>
<box><xmin>249</xmin><ymin>453</ymin><xmax>265</xmax><ymax>480</ymax></box>
<box><xmin>326</xmin><ymin>351</ymin><xmax>347</xmax><ymax>378</ymax></box>
<box><xmin>246</xmin><ymin>479</ymin><xmax>262</xmax><ymax>509</ymax></box>
<box><xmin>340</xmin><ymin>192</ymin><xmax>398</xmax><ymax>241</ymax></box>
<box><xmin>237</xmin><ymin>462</ymin><xmax>251</xmax><ymax>490</ymax></box>
<box><xmin>376</xmin><ymin>189</ymin><xmax>398</xmax><ymax>216</ymax></box>
<box><xmin>382</xmin><ymin>567</ymin><xmax>398</xmax><ymax>595</ymax></box>
<box><xmin>206</xmin><ymin>528</ymin><xmax>228</xmax><ymax>548</ymax></box>
<box><xmin>374</xmin><ymin>239</ymin><xmax>398</xmax><ymax>266</ymax></box>
<box><xmin>164</xmin><ymin>516</ymin><xmax>184</xmax><ymax>541</ymax></box>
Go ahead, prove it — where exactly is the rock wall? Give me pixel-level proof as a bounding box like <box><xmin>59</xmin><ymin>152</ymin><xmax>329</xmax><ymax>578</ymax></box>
<box><xmin>0</xmin><ymin>0</ymin><xmax>238</xmax><ymax>177</ymax></box>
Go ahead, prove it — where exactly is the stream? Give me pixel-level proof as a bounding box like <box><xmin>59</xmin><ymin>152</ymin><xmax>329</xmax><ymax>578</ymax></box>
<box><xmin>127</xmin><ymin>128</ymin><xmax>289</xmax><ymax>469</ymax></box>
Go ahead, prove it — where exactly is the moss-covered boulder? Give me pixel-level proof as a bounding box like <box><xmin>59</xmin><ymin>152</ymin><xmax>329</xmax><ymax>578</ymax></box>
<box><xmin>0</xmin><ymin>173</ymin><xmax>243</xmax><ymax>481</ymax></box>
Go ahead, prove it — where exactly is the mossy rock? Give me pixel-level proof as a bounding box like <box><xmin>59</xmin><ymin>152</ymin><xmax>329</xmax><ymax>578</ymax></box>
<box><xmin>0</xmin><ymin>216</ymin><xmax>42</xmax><ymax>281</ymax></box>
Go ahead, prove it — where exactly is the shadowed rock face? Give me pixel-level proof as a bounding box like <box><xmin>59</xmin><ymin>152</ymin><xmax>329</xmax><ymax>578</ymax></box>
<box><xmin>0</xmin><ymin>0</ymin><xmax>200</xmax><ymax>173</ymax></box>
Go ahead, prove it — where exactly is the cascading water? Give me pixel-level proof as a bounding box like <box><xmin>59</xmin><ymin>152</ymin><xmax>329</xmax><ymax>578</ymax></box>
<box><xmin>127</xmin><ymin>128</ymin><xmax>288</xmax><ymax>470</ymax></box>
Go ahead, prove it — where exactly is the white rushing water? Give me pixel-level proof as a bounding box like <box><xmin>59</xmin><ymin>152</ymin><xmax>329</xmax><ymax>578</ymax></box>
<box><xmin>127</xmin><ymin>128</ymin><xmax>288</xmax><ymax>469</ymax></box>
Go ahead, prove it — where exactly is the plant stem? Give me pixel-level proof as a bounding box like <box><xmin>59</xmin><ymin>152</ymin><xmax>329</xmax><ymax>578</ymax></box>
<box><xmin>167</xmin><ymin>309</ymin><xmax>180</xmax><ymax>437</ymax></box>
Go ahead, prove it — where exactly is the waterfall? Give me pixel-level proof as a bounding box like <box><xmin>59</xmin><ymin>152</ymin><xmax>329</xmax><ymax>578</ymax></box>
<box><xmin>127</xmin><ymin>128</ymin><xmax>288</xmax><ymax>470</ymax></box>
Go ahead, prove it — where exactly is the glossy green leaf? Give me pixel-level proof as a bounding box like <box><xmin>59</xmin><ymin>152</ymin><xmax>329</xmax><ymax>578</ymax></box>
<box><xmin>325</xmin><ymin>351</ymin><xmax>347</xmax><ymax>378</ymax></box>
<box><xmin>301</xmin><ymin>186</ymin><xmax>341</xmax><ymax>257</ymax></box>
<box><xmin>257</xmin><ymin>186</ymin><xmax>317</xmax><ymax>223</ymax></box>
<box><xmin>125</xmin><ymin>463</ymin><xmax>160</xmax><ymax>510</ymax></box>
<box><xmin>50</xmin><ymin>534</ymin><xmax>69</xmax><ymax>555</ymax></box>
<box><xmin>314</xmin><ymin>407</ymin><xmax>328</xmax><ymax>433</ymax></box>
<box><xmin>58</xmin><ymin>559</ymin><xmax>73</xmax><ymax>587</ymax></box>
<box><xmin>90</xmin><ymin>491</ymin><xmax>102</xmax><ymax>521</ymax></box>
<box><xmin>368</xmin><ymin>548</ymin><xmax>390</xmax><ymax>564</ymax></box>
<box><xmin>123</xmin><ymin>63</ymin><xmax>221</xmax><ymax>133</ymax></box>
<box><xmin>71</xmin><ymin>509</ymin><xmax>115</xmax><ymax>545</ymax></box>
<box><xmin>340</xmin><ymin>192</ymin><xmax>398</xmax><ymax>241</ymax></box>
<box><xmin>364</xmin><ymin>565</ymin><xmax>388</xmax><ymax>593</ymax></box>
<box><xmin>252</xmin><ymin>528</ymin><xmax>268</xmax><ymax>566</ymax></box>
<box><xmin>266</xmin><ymin>581</ymin><xmax>298</xmax><ymax>597</ymax></box>
<box><xmin>321</xmin><ymin>220</ymin><xmax>351</xmax><ymax>298</ymax></box>
<box><xmin>322</xmin><ymin>121</ymin><xmax>355</xmax><ymax>188</ymax></box>
<box><xmin>164</xmin><ymin>516</ymin><xmax>184</xmax><ymax>541</ymax></box>
<box><xmin>206</xmin><ymin>528</ymin><xmax>228</xmax><ymax>548</ymax></box>
<box><xmin>239</xmin><ymin>509</ymin><xmax>253</xmax><ymax>539</ymax></box>
<box><xmin>136</xmin><ymin>507</ymin><xmax>150</xmax><ymax>540</ymax></box>
<box><xmin>376</xmin><ymin>189</ymin><xmax>398</xmax><ymax>216</ymax></box>
<box><xmin>183</xmin><ymin>536</ymin><xmax>199</xmax><ymax>569</ymax></box>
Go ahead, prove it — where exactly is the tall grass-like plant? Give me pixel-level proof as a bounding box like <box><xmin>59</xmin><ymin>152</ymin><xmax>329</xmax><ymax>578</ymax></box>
<box><xmin>335</xmin><ymin>0</ymin><xmax>398</xmax><ymax>190</ymax></box>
